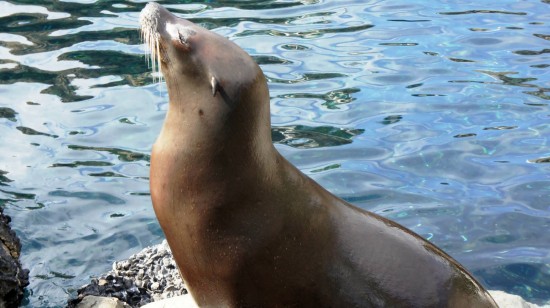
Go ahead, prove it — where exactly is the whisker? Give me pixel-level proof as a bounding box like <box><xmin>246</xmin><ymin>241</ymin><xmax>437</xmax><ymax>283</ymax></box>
<box><xmin>140</xmin><ymin>26</ymin><xmax>163</xmax><ymax>87</ymax></box>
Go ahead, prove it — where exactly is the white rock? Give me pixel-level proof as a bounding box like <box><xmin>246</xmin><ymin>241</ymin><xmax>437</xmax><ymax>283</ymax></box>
<box><xmin>76</xmin><ymin>296</ymin><xmax>131</xmax><ymax>308</ymax></box>
<box><xmin>489</xmin><ymin>290</ymin><xmax>550</xmax><ymax>308</ymax></box>
<box><xmin>141</xmin><ymin>295</ymin><xmax>198</xmax><ymax>308</ymax></box>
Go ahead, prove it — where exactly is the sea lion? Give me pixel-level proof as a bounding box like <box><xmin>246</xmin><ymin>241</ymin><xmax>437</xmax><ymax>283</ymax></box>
<box><xmin>140</xmin><ymin>2</ymin><xmax>498</xmax><ymax>307</ymax></box>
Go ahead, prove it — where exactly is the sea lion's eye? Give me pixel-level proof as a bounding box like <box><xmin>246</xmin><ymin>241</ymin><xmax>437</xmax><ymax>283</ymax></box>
<box><xmin>178</xmin><ymin>32</ymin><xmax>189</xmax><ymax>47</ymax></box>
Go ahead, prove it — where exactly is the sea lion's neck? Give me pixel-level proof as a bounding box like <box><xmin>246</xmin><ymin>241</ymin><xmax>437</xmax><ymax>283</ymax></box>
<box><xmin>151</xmin><ymin>72</ymin><xmax>278</xmax><ymax>203</ymax></box>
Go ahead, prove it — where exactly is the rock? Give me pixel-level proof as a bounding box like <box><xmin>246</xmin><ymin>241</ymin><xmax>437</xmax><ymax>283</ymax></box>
<box><xmin>76</xmin><ymin>295</ymin><xmax>131</xmax><ymax>308</ymax></box>
<box><xmin>150</xmin><ymin>282</ymin><xmax>160</xmax><ymax>291</ymax></box>
<box><xmin>67</xmin><ymin>240</ymin><xmax>186</xmax><ymax>308</ymax></box>
<box><xmin>489</xmin><ymin>290</ymin><xmax>550</xmax><ymax>308</ymax></box>
<box><xmin>141</xmin><ymin>295</ymin><xmax>198</xmax><ymax>308</ymax></box>
<box><xmin>67</xmin><ymin>276</ymin><xmax>151</xmax><ymax>308</ymax></box>
<box><xmin>0</xmin><ymin>206</ymin><xmax>29</xmax><ymax>307</ymax></box>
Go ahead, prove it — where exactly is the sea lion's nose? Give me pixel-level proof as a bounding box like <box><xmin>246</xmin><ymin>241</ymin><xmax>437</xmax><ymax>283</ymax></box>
<box><xmin>140</xmin><ymin>2</ymin><xmax>177</xmax><ymax>30</ymax></box>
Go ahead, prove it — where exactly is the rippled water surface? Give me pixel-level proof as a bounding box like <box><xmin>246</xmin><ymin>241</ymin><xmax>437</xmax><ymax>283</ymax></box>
<box><xmin>0</xmin><ymin>0</ymin><xmax>549</xmax><ymax>306</ymax></box>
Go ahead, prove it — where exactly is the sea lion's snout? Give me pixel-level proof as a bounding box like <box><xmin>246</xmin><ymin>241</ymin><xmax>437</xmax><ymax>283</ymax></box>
<box><xmin>140</xmin><ymin>2</ymin><xmax>196</xmax><ymax>46</ymax></box>
<box><xmin>140</xmin><ymin>2</ymin><xmax>198</xmax><ymax>78</ymax></box>
<box><xmin>140</xmin><ymin>2</ymin><xmax>173</xmax><ymax>28</ymax></box>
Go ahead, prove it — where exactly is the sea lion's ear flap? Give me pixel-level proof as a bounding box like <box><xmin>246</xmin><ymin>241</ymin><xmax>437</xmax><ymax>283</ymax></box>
<box><xmin>211</xmin><ymin>76</ymin><xmax>220</xmax><ymax>97</ymax></box>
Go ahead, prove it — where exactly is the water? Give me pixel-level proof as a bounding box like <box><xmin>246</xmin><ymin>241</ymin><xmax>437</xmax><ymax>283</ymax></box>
<box><xmin>0</xmin><ymin>0</ymin><xmax>548</xmax><ymax>306</ymax></box>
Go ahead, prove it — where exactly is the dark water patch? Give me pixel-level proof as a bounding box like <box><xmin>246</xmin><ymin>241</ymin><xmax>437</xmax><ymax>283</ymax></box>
<box><xmin>50</xmin><ymin>271</ymin><xmax>76</xmax><ymax>280</ymax></box>
<box><xmin>343</xmin><ymin>193</ymin><xmax>385</xmax><ymax>204</ymax></box>
<box><xmin>280</xmin><ymin>44</ymin><xmax>310</xmax><ymax>51</ymax></box>
<box><xmin>129</xmin><ymin>192</ymin><xmax>150</xmax><ymax>197</ymax></box>
<box><xmin>25</xmin><ymin>203</ymin><xmax>45</xmax><ymax>210</ymax></box>
<box><xmin>412</xmin><ymin>94</ymin><xmax>447</xmax><ymax>97</ymax></box>
<box><xmin>278</xmin><ymin>87</ymin><xmax>359</xmax><ymax>109</ymax></box>
<box><xmin>406</xmin><ymin>83</ymin><xmax>423</xmax><ymax>89</ymax></box>
<box><xmin>48</xmin><ymin>190</ymin><xmax>125</xmax><ymax>205</ymax></box>
<box><xmin>424</xmin><ymin>51</ymin><xmax>439</xmax><ymax>56</ymax></box>
<box><xmin>58</xmin><ymin>50</ymin><xmax>152</xmax><ymax>84</ymax></box>
<box><xmin>534</xmin><ymin>34</ymin><xmax>550</xmax><ymax>41</ymax></box>
<box><xmin>50</xmin><ymin>161</ymin><xmax>114</xmax><ymax>168</ymax></box>
<box><xmin>0</xmin><ymin>14</ymin><xmax>91</xmax><ymax>53</ymax></box>
<box><xmin>440</xmin><ymin>10</ymin><xmax>527</xmax><ymax>16</ymax></box>
<box><xmin>0</xmin><ymin>170</ymin><xmax>13</xmax><ymax>186</ymax></box>
<box><xmin>459</xmin><ymin>71</ymin><xmax>544</xmax><ymax>96</ymax></box>
<box><xmin>302</xmin><ymin>72</ymin><xmax>346</xmax><ymax>82</ymax></box>
<box><xmin>531</xmin><ymin>64</ymin><xmax>549</xmax><ymax>68</ymax></box>
<box><xmin>15</xmin><ymin>29</ymin><xmax>140</xmax><ymax>55</ymax></box>
<box><xmin>0</xmin><ymin>188</ymin><xmax>35</xmax><ymax>200</ymax></box>
<box><xmin>469</xmin><ymin>28</ymin><xmax>490</xmax><ymax>32</ymax></box>
<box><xmin>481</xmin><ymin>234</ymin><xmax>517</xmax><ymax>244</ymax></box>
<box><xmin>253</xmin><ymin>55</ymin><xmax>292</xmax><ymax>65</ymax></box>
<box><xmin>272</xmin><ymin>125</ymin><xmax>364</xmax><ymax>148</ymax></box>
<box><xmin>310</xmin><ymin>163</ymin><xmax>341</xmax><ymax>173</ymax></box>
<box><xmin>380</xmin><ymin>115</ymin><xmax>402</xmax><ymax>125</ymax></box>
<box><xmin>524</xmin><ymin>89</ymin><xmax>550</xmax><ymax>100</ymax></box>
<box><xmin>454</xmin><ymin>133</ymin><xmax>477</xmax><ymax>138</ymax></box>
<box><xmin>16</xmin><ymin>126</ymin><xmax>58</xmax><ymax>138</ymax></box>
<box><xmin>35</xmin><ymin>271</ymin><xmax>76</xmax><ymax>280</ymax></box>
<box><xmin>67</xmin><ymin>145</ymin><xmax>149</xmax><ymax>163</ymax></box>
<box><xmin>514</xmin><ymin>49</ymin><xmax>550</xmax><ymax>56</ymax></box>
<box><xmin>0</xmin><ymin>63</ymin><xmax>92</xmax><ymax>102</ymax></box>
<box><xmin>379</xmin><ymin>42</ymin><xmax>418</xmax><ymax>46</ymax></box>
<box><xmin>119</xmin><ymin>118</ymin><xmax>135</xmax><ymax>125</ymax></box>
<box><xmin>524</xmin><ymin>100</ymin><xmax>548</xmax><ymax>106</ymax></box>
<box><xmin>529</xmin><ymin>157</ymin><xmax>550</xmax><ymax>163</ymax></box>
<box><xmin>0</xmin><ymin>50</ymin><xmax>154</xmax><ymax>102</ymax></box>
<box><xmin>0</xmin><ymin>107</ymin><xmax>18</xmax><ymax>121</ymax></box>
<box><xmin>449</xmin><ymin>58</ymin><xmax>475</xmax><ymax>63</ymax></box>
<box><xmin>388</xmin><ymin>19</ymin><xmax>430</xmax><ymax>22</ymax></box>
<box><xmin>88</xmin><ymin>171</ymin><xmax>126</xmax><ymax>178</ymax></box>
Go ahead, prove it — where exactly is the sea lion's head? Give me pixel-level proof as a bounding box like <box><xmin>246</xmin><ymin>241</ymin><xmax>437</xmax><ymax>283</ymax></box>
<box><xmin>139</xmin><ymin>2</ymin><xmax>267</xmax><ymax>111</ymax></box>
<box><xmin>139</xmin><ymin>2</ymin><xmax>272</xmax><ymax>159</ymax></box>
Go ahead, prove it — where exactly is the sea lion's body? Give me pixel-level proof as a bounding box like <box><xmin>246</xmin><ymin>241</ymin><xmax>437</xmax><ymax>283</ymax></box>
<box><xmin>140</xmin><ymin>2</ymin><xmax>497</xmax><ymax>307</ymax></box>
